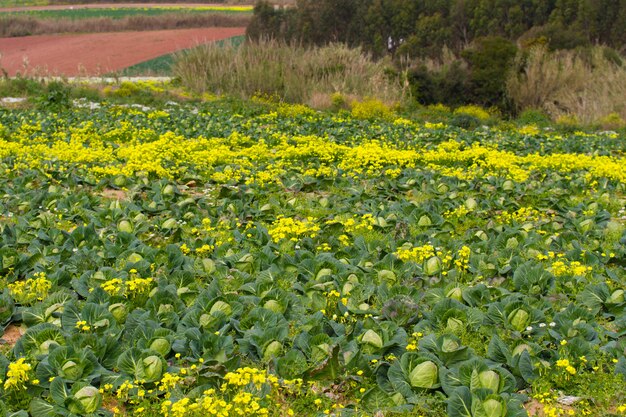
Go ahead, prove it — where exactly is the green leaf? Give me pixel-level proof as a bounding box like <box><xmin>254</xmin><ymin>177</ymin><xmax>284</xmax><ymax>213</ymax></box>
<box><xmin>29</xmin><ymin>399</ymin><xmax>60</xmax><ymax>417</ymax></box>
<box><xmin>361</xmin><ymin>386</ymin><xmax>396</xmax><ymax>411</ymax></box>
<box><xmin>447</xmin><ymin>386</ymin><xmax>473</xmax><ymax>417</ymax></box>
<box><xmin>516</xmin><ymin>351</ymin><xmax>536</xmax><ymax>383</ymax></box>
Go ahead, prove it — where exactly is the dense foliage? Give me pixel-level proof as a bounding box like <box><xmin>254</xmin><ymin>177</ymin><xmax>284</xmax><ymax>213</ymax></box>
<box><xmin>247</xmin><ymin>0</ymin><xmax>626</xmax><ymax>112</ymax></box>
<box><xmin>0</xmin><ymin>94</ymin><xmax>625</xmax><ymax>416</ymax></box>
<box><xmin>248</xmin><ymin>0</ymin><xmax>626</xmax><ymax>56</ymax></box>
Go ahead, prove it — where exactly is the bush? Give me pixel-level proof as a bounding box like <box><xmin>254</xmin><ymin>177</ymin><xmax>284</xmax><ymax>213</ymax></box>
<box><xmin>408</xmin><ymin>61</ymin><xmax>469</xmax><ymax>107</ymax></box>
<box><xmin>449</xmin><ymin>114</ymin><xmax>481</xmax><ymax>129</ymax></box>
<box><xmin>35</xmin><ymin>81</ymin><xmax>71</xmax><ymax>111</ymax></box>
<box><xmin>350</xmin><ymin>98</ymin><xmax>394</xmax><ymax>121</ymax></box>
<box><xmin>453</xmin><ymin>105</ymin><xmax>490</xmax><ymax>121</ymax></box>
<box><xmin>517</xmin><ymin>108</ymin><xmax>551</xmax><ymax>126</ymax></box>
<box><xmin>598</xmin><ymin>113</ymin><xmax>626</xmax><ymax>130</ymax></box>
<box><xmin>461</xmin><ymin>36</ymin><xmax>518</xmax><ymax>107</ymax></box>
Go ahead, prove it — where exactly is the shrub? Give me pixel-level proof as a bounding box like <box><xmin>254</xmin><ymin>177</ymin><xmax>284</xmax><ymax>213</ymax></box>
<box><xmin>598</xmin><ymin>113</ymin><xmax>626</xmax><ymax>130</ymax></box>
<box><xmin>461</xmin><ymin>36</ymin><xmax>518</xmax><ymax>107</ymax></box>
<box><xmin>35</xmin><ymin>81</ymin><xmax>71</xmax><ymax>111</ymax></box>
<box><xmin>350</xmin><ymin>98</ymin><xmax>394</xmax><ymax>121</ymax></box>
<box><xmin>517</xmin><ymin>108</ymin><xmax>551</xmax><ymax>126</ymax></box>
<box><xmin>453</xmin><ymin>105</ymin><xmax>490</xmax><ymax>121</ymax></box>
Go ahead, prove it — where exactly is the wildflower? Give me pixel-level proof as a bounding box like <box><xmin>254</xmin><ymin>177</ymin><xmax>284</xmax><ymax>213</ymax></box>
<box><xmin>4</xmin><ymin>358</ymin><xmax>31</xmax><ymax>390</ymax></box>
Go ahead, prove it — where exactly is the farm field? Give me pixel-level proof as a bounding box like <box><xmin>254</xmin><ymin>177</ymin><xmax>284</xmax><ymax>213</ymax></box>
<box><xmin>0</xmin><ymin>27</ymin><xmax>245</xmax><ymax>76</ymax></box>
<box><xmin>0</xmin><ymin>5</ymin><xmax>252</xmax><ymax>18</ymax></box>
<box><xmin>0</xmin><ymin>2</ymin><xmax>251</xmax><ymax>10</ymax></box>
<box><xmin>0</xmin><ymin>92</ymin><xmax>624</xmax><ymax>416</ymax></box>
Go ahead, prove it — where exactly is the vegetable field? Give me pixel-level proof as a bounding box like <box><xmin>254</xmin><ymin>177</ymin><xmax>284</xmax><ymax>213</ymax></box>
<box><xmin>1</xmin><ymin>6</ymin><xmax>252</xmax><ymax>19</ymax></box>
<box><xmin>0</xmin><ymin>96</ymin><xmax>625</xmax><ymax>416</ymax></box>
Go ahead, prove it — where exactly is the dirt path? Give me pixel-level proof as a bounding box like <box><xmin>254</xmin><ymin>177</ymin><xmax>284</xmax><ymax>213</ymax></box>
<box><xmin>0</xmin><ymin>3</ymin><xmax>252</xmax><ymax>12</ymax></box>
<box><xmin>0</xmin><ymin>26</ymin><xmax>245</xmax><ymax>76</ymax></box>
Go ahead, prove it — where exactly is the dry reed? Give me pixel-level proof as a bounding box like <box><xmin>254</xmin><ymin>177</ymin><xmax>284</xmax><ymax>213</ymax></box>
<box><xmin>507</xmin><ymin>46</ymin><xmax>626</xmax><ymax>124</ymax></box>
<box><xmin>173</xmin><ymin>38</ymin><xmax>405</xmax><ymax>106</ymax></box>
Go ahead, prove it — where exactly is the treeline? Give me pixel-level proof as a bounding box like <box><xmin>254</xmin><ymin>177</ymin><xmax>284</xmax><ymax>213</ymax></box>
<box><xmin>246</xmin><ymin>0</ymin><xmax>626</xmax><ymax>119</ymax></box>
<box><xmin>248</xmin><ymin>0</ymin><xmax>626</xmax><ymax>57</ymax></box>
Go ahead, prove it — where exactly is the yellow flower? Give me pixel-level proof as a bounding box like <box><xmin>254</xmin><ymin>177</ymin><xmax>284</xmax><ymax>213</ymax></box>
<box><xmin>556</xmin><ymin>359</ymin><xmax>570</xmax><ymax>368</ymax></box>
<box><xmin>4</xmin><ymin>358</ymin><xmax>31</xmax><ymax>390</ymax></box>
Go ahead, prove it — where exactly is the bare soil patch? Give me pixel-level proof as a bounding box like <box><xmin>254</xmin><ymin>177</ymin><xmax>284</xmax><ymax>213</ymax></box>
<box><xmin>0</xmin><ymin>26</ymin><xmax>245</xmax><ymax>76</ymax></box>
<box><xmin>101</xmin><ymin>188</ymin><xmax>129</xmax><ymax>200</ymax></box>
<box><xmin>1</xmin><ymin>324</ymin><xmax>24</xmax><ymax>348</ymax></box>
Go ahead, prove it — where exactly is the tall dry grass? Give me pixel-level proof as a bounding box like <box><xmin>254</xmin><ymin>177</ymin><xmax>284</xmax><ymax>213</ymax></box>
<box><xmin>0</xmin><ymin>13</ymin><xmax>249</xmax><ymax>37</ymax></box>
<box><xmin>507</xmin><ymin>46</ymin><xmax>626</xmax><ymax>124</ymax></box>
<box><xmin>173</xmin><ymin>39</ymin><xmax>406</xmax><ymax>106</ymax></box>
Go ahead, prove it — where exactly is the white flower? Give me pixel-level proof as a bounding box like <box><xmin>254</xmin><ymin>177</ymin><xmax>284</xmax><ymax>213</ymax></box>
<box><xmin>526</xmin><ymin>326</ymin><xmax>533</xmax><ymax>332</ymax></box>
<box><xmin>549</xmin><ymin>322</ymin><xmax>556</xmax><ymax>327</ymax></box>
<box><xmin>539</xmin><ymin>323</ymin><xmax>546</xmax><ymax>328</ymax></box>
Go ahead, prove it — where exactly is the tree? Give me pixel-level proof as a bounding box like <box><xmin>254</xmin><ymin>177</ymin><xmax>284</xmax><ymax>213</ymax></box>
<box><xmin>461</xmin><ymin>36</ymin><xmax>518</xmax><ymax>106</ymax></box>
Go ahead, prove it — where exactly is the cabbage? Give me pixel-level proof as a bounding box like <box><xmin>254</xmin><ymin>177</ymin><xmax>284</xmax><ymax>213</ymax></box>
<box><xmin>361</xmin><ymin>329</ymin><xmax>384</xmax><ymax>348</ymax></box>
<box><xmin>418</xmin><ymin>215</ymin><xmax>432</xmax><ymax>226</ymax></box>
<box><xmin>378</xmin><ymin>270</ymin><xmax>396</xmax><ymax>283</ymax></box>
<box><xmin>465</xmin><ymin>198</ymin><xmax>477</xmax><ymax>210</ymax></box>
<box><xmin>39</xmin><ymin>340</ymin><xmax>60</xmax><ymax>355</ymax></box>
<box><xmin>441</xmin><ymin>337</ymin><xmax>460</xmax><ymax>353</ymax></box>
<box><xmin>210</xmin><ymin>301</ymin><xmax>232</xmax><ymax>316</ymax></box>
<box><xmin>316</xmin><ymin>268</ymin><xmax>332</xmax><ymax>279</ymax></box>
<box><xmin>425</xmin><ymin>257</ymin><xmax>442</xmax><ymax>275</ymax></box>
<box><xmin>446</xmin><ymin>317</ymin><xmax>464</xmax><ymax>333</ymax></box>
<box><xmin>162</xmin><ymin>184</ymin><xmax>176</xmax><ymax>195</ymax></box>
<box><xmin>127</xmin><ymin>253</ymin><xmax>143</xmax><ymax>263</ymax></box>
<box><xmin>508</xmin><ymin>308</ymin><xmax>530</xmax><ymax>331</ymax></box>
<box><xmin>70</xmin><ymin>386</ymin><xmax>101</xmax><ymax>414</ymax></box>
<box><xmin>142</xmin><ymin>355</ymin><xmax>164</xmax><ymax>381</ymax></box>
<box><xmin>149</xmin><ymin>338</ymin><xmax>171</xmax><ymax>356</ymax></box>
<box><xmin>61</xmin><ymin>360</ymin><xmax>83</xmax><ymax>380</ymax></box>
<box><xmin>109</xmin><ymin>303</ymin><xmax>128</xmax><ymax>323</ymax></box>
<box><xmin>478</xmin><ymin>370</ymin><xmax>500</xmax><ymax>393</ymax></box>
<box><xmin>608</xmin><ymin>289</ymin><xmax>624</xmax><ymax>304</ymax></box>
<box><xmin>263</xmin><ymin>299</ymin><xmax>283</xmax><ymax>313</ymax></box>
<box><xmin>482</xmin><ymin>398</ymin><xmax>504</xmax><ymax>417</ymax></box>
<box><xmin>512</xmin><ymin>343</ymin><xmax>531</xmax><ymax>357</ymax></box>
<box><xmin>408</xmin><ymin>360</ymin><xmax>438</xmax><ymax>388</ymax></box>
<box><xmin>263</xmin><ymin>341</ymin><xmax>283</xmax><ymax>360</ymax></box>
<box><xmin>44</xmin><ymin>303</ymin><xmax>64</xmax><ymax>326</ymax></box>
<box><xmin>161</xmin><ymin>219</ymin><xmax>178</xmax><ymax>230</ymax></box>
<box><xmin>446</xmin><ymin>287</ymin><xmax>463</xmax><ymax>302</ymax></box>
<box><xmin>117</xmin><ymin>220</ymin><xmax>133</xmax><ymax>233</ymax></box>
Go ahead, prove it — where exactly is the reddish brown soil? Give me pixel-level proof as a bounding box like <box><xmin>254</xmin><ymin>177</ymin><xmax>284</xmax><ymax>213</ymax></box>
<box><xmin>1</xmin><ymin>324</ymin><xmax>24</xmax><ymax>347</ymax></box>
<box><xmin>0</xmin><ymin>3</ymin><xmax>246</xmax><ymax>12</ymax></box>
<box><xmin>0</xmin><ymin>26</ymin><xmax>245</xmax><ymax>76</ymax></box>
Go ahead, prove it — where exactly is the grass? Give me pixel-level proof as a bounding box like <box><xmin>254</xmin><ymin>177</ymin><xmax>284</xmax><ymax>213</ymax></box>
<box><xmin>173</xmin><ymin>38</ymin><xmax>407</xmax><ymax>107</ymax></box>
<box><xmin>117</xmin><ymin>35</ymin><xmax>245</xmax><ymax>77</ymax></box>
<box><xmin>507</xmin><ymin>46</ymin><xmax>626</xmax><ymax>125</ymax></box>
<box><xmin>0</xmin><ymin>0</ymin><xmax>46</xmax><ymax>6</ymax></box>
